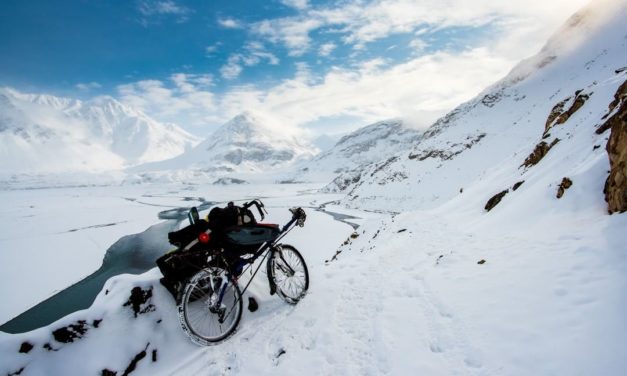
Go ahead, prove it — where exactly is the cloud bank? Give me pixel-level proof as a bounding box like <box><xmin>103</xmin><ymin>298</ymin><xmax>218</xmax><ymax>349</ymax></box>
<box><xmin>119</xmin><ymin>0</ymin><xmax>590</xmax><ymax>136</ymax></box>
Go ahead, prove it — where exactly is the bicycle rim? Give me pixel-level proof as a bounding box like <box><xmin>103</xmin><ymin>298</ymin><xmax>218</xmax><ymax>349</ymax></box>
<box><xmin>271</xmin><ymin>245</ymin><xmax>309</xmax><ymax>304</ymax></box>
<box><xmin>178</xmin><ymin>267</ymin><xmax>242</xmax><ymax>345</ymax></box>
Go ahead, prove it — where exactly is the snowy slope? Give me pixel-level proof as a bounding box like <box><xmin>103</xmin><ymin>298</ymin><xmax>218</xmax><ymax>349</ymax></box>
<box><xmin>1</xmin><ymin>1</ymin><xmax>627</xmax><ymax>375</ymax></box>
<box><xmin>284</xmin><ymin>119</ymin><xmax>423</xmax><ymax>185</ymax></box>
<box><xmin>132</xmin><ymin>111</ymin><xmax>318</xmax><ymax>177</ymax></box>
<box><xmin>336</xmin><ymin>0</ymin><xmax>627</xmax><ymax>212</ymax></box>
<box><xmin>0</xmin><ymin>88</ymin><xmax>199</xmax><ymax>174</ymax></box>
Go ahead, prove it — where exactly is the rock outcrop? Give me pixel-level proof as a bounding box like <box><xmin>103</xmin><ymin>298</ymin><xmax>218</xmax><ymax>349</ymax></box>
<box><xmin>603</xmin><ymin>82</ymin><xmax>627</xmax><ymax>213</ymax></box>
<box><xmin>485</xmin><ymin>190</ymin><xmax>509</xmax><ymax>212</ymax></box>
<box><xmin>522</xmin><ymin>139</ymin><xmax>560</xmax><ymax>168</ymax></box>
<box><xmin>556</xmin><ymin>177</ymin><xmax>573</xmax><ymax>199</ymax></box>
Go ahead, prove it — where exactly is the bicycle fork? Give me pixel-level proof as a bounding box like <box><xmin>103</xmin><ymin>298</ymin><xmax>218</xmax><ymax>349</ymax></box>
<box><xmin>266</xmin><ymin>247</ymin><xmax>296</xmax><ymax>296</ymax></box>
<box><xmin>210</xmin><ymin>275</ymin><xmax>229</xmax><ymax>323</ymax></box>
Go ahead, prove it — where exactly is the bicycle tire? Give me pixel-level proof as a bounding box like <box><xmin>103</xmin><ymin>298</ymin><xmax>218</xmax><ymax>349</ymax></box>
<box><xmin>177</xmin><ymin>266</ymin><xmax>243</xmax><ymax>345</ymax></box>
<box><xmin>268</xmin><ymin>244</ymin><xmax>309</xmax><ymax>304</ymax></box>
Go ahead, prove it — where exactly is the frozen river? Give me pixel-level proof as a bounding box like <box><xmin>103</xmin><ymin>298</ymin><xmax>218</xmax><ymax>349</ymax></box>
<box><xmin>0</xmin><ymin>183</ymin><xmax>368</xmax><ymax>333</ymax></box>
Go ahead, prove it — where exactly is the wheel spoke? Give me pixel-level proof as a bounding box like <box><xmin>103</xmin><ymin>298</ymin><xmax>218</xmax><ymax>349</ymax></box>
<box><xmin>179</xmin><ymin>266</ymin><xmax>243</xmax><ymax>344</ymax></box>
<box><xmin>271</xmin><ymin>246</ymin><xmax>309</xmax><ymax>303</ymax></box>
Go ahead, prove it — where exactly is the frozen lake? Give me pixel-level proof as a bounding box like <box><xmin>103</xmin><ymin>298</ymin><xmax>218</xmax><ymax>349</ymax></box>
<box><xmin>0</xmin><ymin>182</ymin><xmax>368</xmax><ymax>329</ymax></box>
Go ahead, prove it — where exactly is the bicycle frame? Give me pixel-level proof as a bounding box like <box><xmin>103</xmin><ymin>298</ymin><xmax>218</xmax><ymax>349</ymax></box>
<box><xmin>209</xmin><ymin>214</ymin><xmax>302</xmax><ymax>319</ymax></box>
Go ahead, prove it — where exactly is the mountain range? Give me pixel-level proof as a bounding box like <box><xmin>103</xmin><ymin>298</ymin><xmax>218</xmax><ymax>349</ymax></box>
<box><xmin>0</xmin><ymin>88</ymin><xmax>200</xmax><ymax>174</ymax></box>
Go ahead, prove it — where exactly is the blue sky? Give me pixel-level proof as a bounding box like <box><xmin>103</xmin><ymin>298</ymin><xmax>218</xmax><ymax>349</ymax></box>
<box><xmin>0</xmin><ymin>0</ymin><xmax>589</xmax><ymax>136</ymax></box>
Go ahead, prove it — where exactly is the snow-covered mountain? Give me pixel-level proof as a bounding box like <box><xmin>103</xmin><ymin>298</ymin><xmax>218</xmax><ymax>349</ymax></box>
<box><xmin>133</xmin><ymin>111</ymin><xmax>318</xmax><ymax>177</ymax></box>
<box><xmin>333</xmin><ymin>0</ymin><xmax>627</xmax><ymax>213</ymax></box>
<box><xmin>2</xmin><ymin>1</ymin><xmax>627</xmax><ymax>375</ymax></box>
<box><xmin>285</xmin><ymin>118</ymin><xmax>423</xmax><ymax>184</ymax></box>
<box><xmin>0</xmin><ymin>88</ymin><xmax>200</xmax><ymax>174</ymax></box>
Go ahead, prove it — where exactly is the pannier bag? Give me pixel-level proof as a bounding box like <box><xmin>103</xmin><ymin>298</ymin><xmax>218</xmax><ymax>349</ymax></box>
<box><xmin>167</xmin><ymin>219</ymin><xmax>210</xmax><ymax>247</ymax></box>
<box><xmin>224</xmin><ymin>224</ymin><xmax>280</xmax><ymax>246</ymax></box>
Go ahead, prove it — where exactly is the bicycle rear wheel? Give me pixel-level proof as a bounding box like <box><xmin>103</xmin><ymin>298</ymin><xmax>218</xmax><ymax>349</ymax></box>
<box><xmin>268</xmin><ymin>244</ymin><xmax>309</xmax><ymax>304</ymax></box>
<box><xmin>177</xmin><ymin>266</ymin><xmax>243</xmax><ymax>345</ymax></box>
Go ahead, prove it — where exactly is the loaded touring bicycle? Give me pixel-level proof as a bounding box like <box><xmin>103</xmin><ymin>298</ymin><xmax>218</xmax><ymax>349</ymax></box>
<box><xmin>156</xmin><ymin>199</ymin><xmax>309</xmax><ymax>345</ymax></box>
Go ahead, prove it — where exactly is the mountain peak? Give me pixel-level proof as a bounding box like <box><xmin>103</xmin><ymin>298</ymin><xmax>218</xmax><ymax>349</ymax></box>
<box><xmin>133</xmin><ymin>111</ymin><xmax>318</xmax><ymax>176</ymax></box>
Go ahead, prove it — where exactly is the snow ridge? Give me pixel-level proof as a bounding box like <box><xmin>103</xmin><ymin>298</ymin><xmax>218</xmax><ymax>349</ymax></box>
<box><xmin>285</xmin><ymin>118</ymin><xmax>423</xmax><ymax>184</ymax></box>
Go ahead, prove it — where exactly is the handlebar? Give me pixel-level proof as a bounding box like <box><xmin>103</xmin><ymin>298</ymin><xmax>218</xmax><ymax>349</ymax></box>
<box><xmin>290</xmin><ymin>207</ymin><xmax>307</xmax><ymax>227</ymax></box>
<box><xmin>239</xmin><ymin>199</ymin><xmax>306</xmax><ymax>231</ymax></box>
<box><xmin>243</xmin><ymin>199</ymin><xmax>267</xmax><ymax>221</ymax></box>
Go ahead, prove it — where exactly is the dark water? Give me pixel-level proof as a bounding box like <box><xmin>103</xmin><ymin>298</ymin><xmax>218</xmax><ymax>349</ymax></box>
<box><xmin>0</xmin><ymin>215</ymin><xmax>183</xmax><ymax>334</ymax></box>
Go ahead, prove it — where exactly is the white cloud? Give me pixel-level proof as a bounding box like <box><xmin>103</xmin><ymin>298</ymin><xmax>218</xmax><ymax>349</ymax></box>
<box><xmin>252</xmin><ymin>17</ymin><xmax>322</xmax><ymax>56</ymax></box>
<box><xmin>250</xmin><ymin>0</ymin><xmax>589</xmax><ymax>57</ymax></box>
<box><xmin>281</xmin><ymin>0</ymin><xmax>309</xmax><ymax>10</ymax></box>
<box><xmin>219</xmin><ymin>43</ymin><xmax>280</xmax><ymax>79</ymax></box>
<box><xmin>75</xmin><ymin>82</ymin><xmax>101</xmax><ymax>91</ymax></box>
<box><xmin>117</xmin><ymin>75</ymin><xmax>216</xmax><ymax>132</ymax></box>
<box><xmin>319</xmin><ymin>42</ymin><xmax>337</xmax><ymax>57</ymax></box>
<box><xmin>205</xmin><ymin>43</ymin><xmax>221</xmax><ymax>55</ymax></box>
<box><xmin>137</xmin><ymin>0</ymin><xmax>192</xmax><ymax>25</ymax></box>
<box><xmin>117</xmin><ymin>44</ymin><xmax>515</xmax><ymax>137</ymax></box>
<box><xmin>409</xmin><ymin>39</ymin><xmax>428</xmax><ymax>54</ymax></box>
<box><xmin>117</xmin><ymin>0</ymin><xmax>595</xmax><ymax>137</ymax></box>
<box><xmin>218</xmin><ymin>17</ymin><xmax>242</xmax><ymax>29</ymax></box>
<box><xmin>232</xmin><ymin>48</ymin><xmax>514</xmax><ymax>131</ymax></box>
<box><xmin>220</xmin><ymin>56</ymin><xmax>244</xmax><ymax>80</ymax></box>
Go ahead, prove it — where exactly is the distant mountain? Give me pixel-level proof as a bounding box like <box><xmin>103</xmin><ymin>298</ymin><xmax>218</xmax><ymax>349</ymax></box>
<box><xmin>312</xmin><ymin>134</ymin><xmax>340</xmax><ymax>152</ymax></box>
<box><xmin>0</xmin><ymin>88</ymin><xmax>200</xmax><ymax>174</ymax></box>
<box><xmin>285</xmin><ymin>119</ymin><xmax>423</xmax><ymax>184</ymax></box>
<box><xmin>333</xmin><ymin>0</ymin><xmax>627</xmax><ymax>212</ymax></box>
<box><xmin>133</xmin><ymin>111</ymin><xmax>318</xmax><ymax>176</ymax></box>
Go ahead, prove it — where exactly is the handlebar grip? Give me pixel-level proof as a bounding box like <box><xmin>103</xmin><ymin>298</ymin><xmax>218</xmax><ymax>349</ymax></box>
<box><xmin>289</xmin><ymin>207</ymin><xmax>306</xmax><ymax>227</ymax></box>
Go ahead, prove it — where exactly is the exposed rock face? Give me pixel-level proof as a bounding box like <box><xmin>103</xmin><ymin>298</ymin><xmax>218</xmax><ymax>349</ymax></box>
<box><xmin>522</xmin><ymin>139</ymin><xmax>560</xmax><ymax>168</ymax></box>
<box><xmin>485</xmin><ymin>190</ymin><xmax>509</xmax><ymax>212</ymax></box>
<box><xmin>544</xmin><ymin>90</ymin><xmax>590</xmax><ymax>135</ymax></box>
<box><xmin>557</xmin><ymin>177</ymin><xmax>573</xmax><ymax>198</ymax></box>
<box><xmin>597</xmin><ymin>80</ymin><xmax>627</xmax><ymax>134</ymax></box>
<box><xmin>123</xmin><ymin>287</ymin><xmax>155</xmax><ymax>318</ymax></box>
<box><xmin>556</xmin><ymin>91</ymin><xmax>590</xmax><ymax>125</ymax></box>
<box><xmin>603</xmin><ymin>86</ymin><xmax>627</xmax><ymax>213</ymax></box>
<box><xmin>545</xmin><ymin>98</ymin><xmax>570</xmax><ymax>133</ymax></box>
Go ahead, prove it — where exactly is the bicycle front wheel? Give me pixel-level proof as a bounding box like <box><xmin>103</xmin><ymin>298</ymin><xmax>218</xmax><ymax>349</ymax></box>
<box><xmin>268</xmin><ymin>244</ymin><xmax>309</xmax><ymax>304</ymax></box>
<box><xmin>177</xmin><ymin>266</ymin><xmax>243</xmax><ymax>345</ymax></box>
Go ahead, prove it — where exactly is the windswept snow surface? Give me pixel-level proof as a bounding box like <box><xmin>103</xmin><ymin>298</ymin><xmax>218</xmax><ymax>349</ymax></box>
<box><xmin>1</xmin><ymin>186</ymin><xmax>625</xmax><ymax>375</ymax></box>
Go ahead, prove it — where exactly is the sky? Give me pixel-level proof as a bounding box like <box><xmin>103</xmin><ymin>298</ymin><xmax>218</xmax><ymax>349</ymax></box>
<box><xmin>0</xmin><ymin>0</ymin><xmax>591</xmax><ymax>137</ymax></box>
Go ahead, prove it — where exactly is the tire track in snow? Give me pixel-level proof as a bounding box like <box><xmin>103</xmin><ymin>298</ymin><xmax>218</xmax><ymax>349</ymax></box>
<box><xmin>360</xmin><ymin>215</ymin><xmax>486</xmax><ymax>375</ymax></box>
